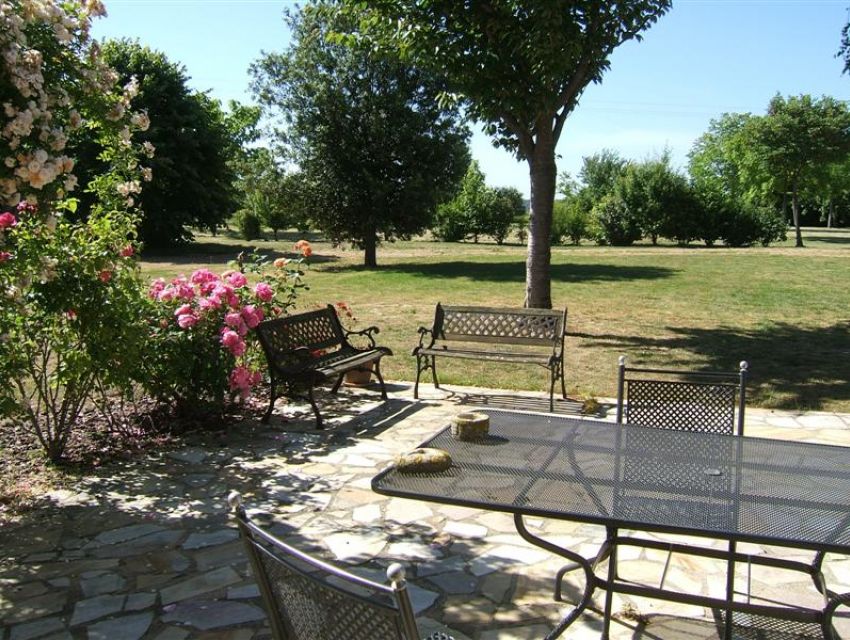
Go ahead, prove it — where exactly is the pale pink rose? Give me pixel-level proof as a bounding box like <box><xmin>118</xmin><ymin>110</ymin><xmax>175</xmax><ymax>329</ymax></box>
<box><xmin>0</xmin><ymin>251</ymin><xmax>11</xmax><ymax>262</ymax></box>
<box><xmin>175</xmin><ymin>283</ymin><xmax>195</xmax><ymax>301</ymax></box>
<box><xmin>174</xmin><ymin>303</ymin><xmax>192</xmax><ymax>317</ymax></box>
<box><xmin>254</xmin><ymin>282</ymin><xmax>273</xmax><ymax>302</ymax></box>
<box><xmin>226</xmin><ymin>271</ymin><xmax>248</xmax><ymax>288</ymax></box>
<box><xmin>224</xmin><ymin>311</ymin><xmax>248</xmax><ymax>336</ymax></box>
<box><xmin>229</xmin><ymin>365</ymin><xmax>262</xmax><ymax>398</ymax></box>
<box><xmin>149</xmin><ymin>278</ymin><xmax>166</xmax><ymax>299</ymax></box>
<box><xmin>157</xmin><ymin>286</ymin><xmax>177</xmax><ymax>302</ymax></box>
<box><xmin>221</xmin><ymin>329</ymin><xmax>246</xmax><ymax>356</ymax></box>
<box><xmin>177</xmin><ymin>313</ymin><xmax>198</xmax><ymax>329</ymax></box>
<box><xmin>198</xmin><ymin>296</ymin><xmax>221</xmax><ymax>311</ymax></box>
<box><xmin>191</xmin><ymin>269</ymin><xmax>218</xmax><ymax>285</ymax></box>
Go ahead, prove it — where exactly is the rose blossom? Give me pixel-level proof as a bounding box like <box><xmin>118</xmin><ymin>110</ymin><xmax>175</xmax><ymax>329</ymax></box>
<box><xmin>225</xmin><ymin>271</ymin><xmax>247</xmax><ymax>288</ymax></box>
<box><xmin>0</xmin><ymin>212</ymin><xmax>17</xmax><ymax>228</ymax></box>
<box><xmin>0</xmin><ymin>251</ymin><xmax>11</xmax><ymax>262</ymax></box>
<box><xmin>120</xmin><ymin>245</ymin><xmax>134</xmax><ymax>258</ymax></box>
<box><xmin>221</xmin><ymin>329</ymin><xmax>246</xmax><ymax>356</ymax></box>
<box><xmin>224</xmin><ymin>311</ymin><xmax>248</xmax><ymax>336</ymax></box>
<box><xmin>241</xmin><ymin>304</ymin><xmax>263</xmax><ymax>329</ymax></box>
<box><xmin>177</xmin><ymin>313</ymin><xmax>199</xmax><ymax>329</ymax></box>
<box><xmin>174</xmin><ymin>303</ymin><xmax>192</xmax><ymax>317</ymax></box>
<box><xmin>98</xmin><ymin>270</ymin><xmax>112</xmax><ymax>283</ymax></box>
<box><xmin>254</xmin><ymin>282</ymin><xmax>273</xmax><ymax>302</ymax></box>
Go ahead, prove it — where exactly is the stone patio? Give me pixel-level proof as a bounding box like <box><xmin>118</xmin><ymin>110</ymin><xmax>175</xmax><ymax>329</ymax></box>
<box><xmin>1</xmin><ymin>382</ymin><xmax>848</xmax><ymax>640</ymax></box>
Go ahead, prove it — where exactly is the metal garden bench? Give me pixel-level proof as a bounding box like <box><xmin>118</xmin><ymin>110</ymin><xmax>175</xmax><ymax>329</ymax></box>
<box><xmin>413</xmin><ymin>303</ymin><xmax>568</xmax><ymax>411</ymax></box>
<box><xmin>255</xmin><ymin>305</ymin><xmax>392</xmax><ymax>428</ymax></box>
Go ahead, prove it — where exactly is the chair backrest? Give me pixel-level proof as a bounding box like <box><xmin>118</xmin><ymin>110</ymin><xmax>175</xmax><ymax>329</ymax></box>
<box><xmin>434</xmin><ymin>303</ymin><xmax>567</xmax><ymax>348</ymax></box>
<box><xmin>229</xmin><ymin>492</ymin><xmax>419</xmax><ymax>640</ymax></box>
<box><xmin>615</xmin><ymin>356</ymin><xmax>748</xmax><ymax>435</ymax></box>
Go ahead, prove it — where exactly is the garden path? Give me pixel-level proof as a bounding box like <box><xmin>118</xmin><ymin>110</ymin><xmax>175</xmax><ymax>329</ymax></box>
<box><xmin>1</xmin><ymin>383</ymin><xmax>848</xmax><ymax>640</ymax></box>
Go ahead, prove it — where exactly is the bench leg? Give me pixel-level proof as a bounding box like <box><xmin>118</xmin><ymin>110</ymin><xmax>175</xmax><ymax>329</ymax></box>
<box><xmin>262</xmin><ymin>377</ymin><xmax>277</xmax><ymax>423</ymax></box>
<box><xmin>414</xmin><ymin>354</ymin><xmax>423</xmax><ymax>399</ymax></box>
<box><xmin>330</xmin><ymin>374</ymin><xmax>344</xmax><ymax>394</ymax></box>
<box><xmin>431</xmin><ymin>356</ymin><xmax>439</xmax><ymax>388</ymax></box>
<box><xmin>307</xmin><ymin>386</ymin><xmax>324</xmax><ymax>430</ymax></box>
<box><xmin>549</xmin><ymin>366</ymin><xmax>557</xmax><ymax>413</ymax></box>
<box><xmin>559</xmin><ymin>359</ymin><xmax>567</xmax><ymax>399</ymax></box>
<box><xmin>373</xmin><ymin>359</ymin><xmax>388</xmax><ymax>400</ymax></box>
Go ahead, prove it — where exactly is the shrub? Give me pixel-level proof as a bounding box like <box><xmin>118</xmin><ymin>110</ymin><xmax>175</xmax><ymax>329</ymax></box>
<box><xmin>486</xmin><ymin>187</ymin><xmax>525</xmax><ymax>244</ymax></box>
<box><xmin>552</xmin><ymin>199</ymin><xmax>590</xmax><ymax>245</ymax></box>
<box><xmin>592</xmin><ymin>194</ymin><xmax>641</xmax><ymax>246</ymax></box>
<box><xmin>432</xmin><ymin>201</ymin><xmax>468</xmax><ymax>242</ymax></box>
<box><xmin>237</xmin><ymin>209</ymin><xmax>263</xmax><ymax>240</ymax></box>
<box><xmin>720</xmin><ymin>201</ymin><xmax>787</xmax><ymax>247</ymax></box>
<box><xmin>141</xmin><ymin>245</ymin><xmax>309</xmax><ymax>414</ymax></box>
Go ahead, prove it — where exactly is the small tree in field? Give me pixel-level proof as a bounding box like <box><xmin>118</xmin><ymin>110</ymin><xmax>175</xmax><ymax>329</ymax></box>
<box><xmin>251</xmin><ymin>3</ymin><xmax>469</xmax><ymax>267</ymax></box>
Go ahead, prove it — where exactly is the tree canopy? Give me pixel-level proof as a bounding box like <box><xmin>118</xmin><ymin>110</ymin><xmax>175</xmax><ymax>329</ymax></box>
<box><xmin>251</xmin><ymin>3</ymin><xmax>470</xmax><ymax>267</ymax></box>
<box><xmin>72</xmin><ymin>40</ymin><xmax>238</xmax><ymax>247</ymax></box>
<box><xmin>339</xmin><ymin>0</ymin><xmax>671</xmax><ymax>305</ymax></box>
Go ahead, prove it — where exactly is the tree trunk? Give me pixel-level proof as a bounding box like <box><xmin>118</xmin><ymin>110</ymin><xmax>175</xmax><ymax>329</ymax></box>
<box><xmin>524</xmin><ymin>132</ymin><xmax>556</xmax><ymax>309</ymax></box>
<box><xmin>364</xmin><ymin>231</ymin><xmax>377</xmax><ymax>267</ymax></box>
<box><xmin>791</xmin><ymin>179</ymin><xmax>804</xmax><ymax>248</ymax></box>
<box><xmin>828</xmin><ymin>201</ymin><xmax>834</xmax><ymax>228</ymax></box>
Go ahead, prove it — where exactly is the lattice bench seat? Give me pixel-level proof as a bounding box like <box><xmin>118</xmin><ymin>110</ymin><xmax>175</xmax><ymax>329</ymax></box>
<box><xmin>255</xmin><ymin>305</ymin><xmax>392</xmax><ymax>428</ymax></box>
<box><xmin>413</xmin><ymin>303</ymin><xmax>568</xmax><ymax>411</ymax></box>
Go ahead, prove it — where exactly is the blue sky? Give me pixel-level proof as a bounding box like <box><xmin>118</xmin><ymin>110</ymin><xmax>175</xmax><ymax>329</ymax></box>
<box><xmin>94</xmin><ymin>0</ymin><xmax>850</xmax><ymax>197</ymax></box>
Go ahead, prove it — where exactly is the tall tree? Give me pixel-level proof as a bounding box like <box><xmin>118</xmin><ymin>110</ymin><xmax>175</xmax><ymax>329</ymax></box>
<box><xmin>251</xmin><ymin>4</ymin><xmax>469</xmax><ymax>267</ymax></box>
<box><xmin>339</xmin><ymin>1</ymin><xmax>670</xmax><ymax>306</ymax></box>
<box><xmin>72</xmin><ymin>40</ymin><xmax>238</xmax><ymax>247</ymax></box>
<box><xmin>743</xmin><ymin>95</ymin><xmax>850</xmax><ymax>247</ymax></box>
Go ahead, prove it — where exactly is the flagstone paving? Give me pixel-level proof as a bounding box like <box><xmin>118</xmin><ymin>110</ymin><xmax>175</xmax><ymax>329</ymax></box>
<box><xmin>1</xmin><ymin>383</ymin><xmax>848</xmax><ymax>640</ymax></box>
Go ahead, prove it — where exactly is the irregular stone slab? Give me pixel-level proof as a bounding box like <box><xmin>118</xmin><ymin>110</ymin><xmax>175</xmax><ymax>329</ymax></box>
<box><xmin>352</xmin><ymin>503</ymin><xmax>382</xmax><ymax>524</ymax></box>
<box><xmin>160</xmin><ymin>600</ymin><xmax>266</xmax><ymax>630</ymax></box>
<box><xmin>2</xmin><ymin>581</ymin><xmax>48</xmax><ymax>600</ymax></box>
<box><xmin>91</xmin><ymin>524</ymin><xmax>165</xmax><ymax>547</ymax></box>
<box><xmin>417</xmin><ymin>554</ymin><xmax>467</xmax><ymax>578</ymax></box>
<box><xmin>87</xmin><ymin>612</ymin><xmax>153</xmax><ymax>640</ymax></box>
<box><xmin>469</xmin><ymin>545</ymin><xmax>550</xmax><ymax>577</ymax></box>
<box><xmin>406</xmin><ymin>583</ymin><xmax>440</xmax><ymax>614</ymax></box>
<box><xmin>226</xmin><ymin>584</ymin><xmax>260</xmax><ymax>600</ymax></box>
<box><xmin>386</xmin><ymin>541</ymin><xmax>444</xmax><ymax>562</ymax></box>
<box><xmin>427</xmin><ymin>571</ymin><xmax>478</xmax><ymax>595</ymax></box>
<box><xmin>193</xmin><ymin>541</ymin><xmax>245</xmax><ymax>572</ymax></box>
<box><xmin>443</xmin><ymin>521</ymin><xmax>488</xmax><ymax>539</ymax></box>
<box><xmin>181</xmin><ymin>529</ymin><xmax>238</xmax><ymax>550</ymax></box>
<box><xmin>324</xmin><ymin>532</ymin><xmax>386</xmax><ymax>564</ymax></box>
<box><xmin>9</xmin><ymin>616</ymin><xmax>66</xmax><ymax>640</ymax></box>
<box><xmin>4</xmin><ymin>591</ymin><xmax>68</xmax><ymax>624</ymax></box>
<box><xmin>70</xmin><ymin>593</ymin><xmax>126</xmax><ymax>626</ymax></box>
<box><xmin>152</xmin><ymin>627</ymin><xmax>190</xmax><ymax>640</ymax></box>
<box><xmin>96</xmin><ymin>529</ymin><xmax>183</xmax><ymax>560</ymax></box>
<box><xmin>80</xmin><ymin>572</ymin><xmax>126</xmax><ymax>598</ymax></box>
<box><xmin>386</xmin><ymin>499</ymin><xmax>433</xmax><ymax>525</ymax></box>
<box><xmin>165</xmin><ymin>448</ymin><xmax>208</xmax><ymax>464</ymax></box>
<box><xmin>160</xmin><ymin>567</ymin><xmax>242</xmax><ymax>605</ymax></box>
<box><xmin>183</xmin><ymin>474</ymin><xmax>215</xmax><ymax>488</ymax></box>
<box><xmin>125</xmin><ymin>592</ymin><xmax>156</xmax><ymax>611</ymax></box>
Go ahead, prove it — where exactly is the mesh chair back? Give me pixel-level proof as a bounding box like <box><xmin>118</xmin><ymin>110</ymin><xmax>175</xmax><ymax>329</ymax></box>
<box><xmin>230</xmin><ymin>494</ymin><xmax>419</xmax><ymax>640</ymax></box>
<box><xmin>616</xmin><ymin>357</ymin><xmax>748</xmax><ymax>435</ymax></box>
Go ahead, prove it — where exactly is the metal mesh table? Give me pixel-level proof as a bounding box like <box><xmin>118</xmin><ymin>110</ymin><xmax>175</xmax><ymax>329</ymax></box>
<box><xmin>372</xmin><ymin>409</ymin><xmax>850</xmax><ymax>639</ymax></box>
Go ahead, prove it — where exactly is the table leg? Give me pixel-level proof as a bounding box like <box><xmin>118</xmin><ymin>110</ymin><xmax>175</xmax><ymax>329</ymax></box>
<box><xmin>724</xmin><ymin>540</ymin><xmax>736</xmax><ymax>640</ymax></box>
<box><xmin>514</xmin><ymin>514</ymin><xmax>598</xmax><ymax>640</ymax></box>
<box><xmin>602</xmin><ymin>526</ymin><xmax>617</xmax><ymax>640</ymax></box>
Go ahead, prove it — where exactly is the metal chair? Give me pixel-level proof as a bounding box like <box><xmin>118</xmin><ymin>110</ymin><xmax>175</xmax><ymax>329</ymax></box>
<box><xmin>615</xmin><ymin>356</ymin><xmax>749</xmax><ymax>435</ymax></box>
<box><xmin>229</xmin><ymin>492</ymin><xmax>453</xmax><ymax>640</ymax></box>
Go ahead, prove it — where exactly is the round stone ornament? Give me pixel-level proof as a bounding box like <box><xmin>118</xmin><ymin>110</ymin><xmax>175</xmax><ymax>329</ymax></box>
<box><xmin>451</xmin><ymin>411</ymin><xmax>490</xmax><ymax>441</ymax></box>
<box><xmin>395</xmin><ymin>447</ymin><xmax>453</xmax><ymax>473</ymax></box>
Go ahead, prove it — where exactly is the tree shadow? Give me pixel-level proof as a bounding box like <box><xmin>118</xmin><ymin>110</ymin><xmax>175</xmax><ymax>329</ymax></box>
<box><xmin>322</xmin><ymin>260</ymin><xmax>677</xmax><ymax>283</ymax></box>
<box><xmin>804</xmin><ymin>235</ymin><xmax>850</xmax><ymax>245</ymax></box>
<box><xmin>141</xmin><ymin>242</ymin><xmax>339</xmax><ymax>266</ymax></box>
<box><xmin>574</xmin><ymin>321</ymin><xmax>850</xmax><ymax>410</ymax></box>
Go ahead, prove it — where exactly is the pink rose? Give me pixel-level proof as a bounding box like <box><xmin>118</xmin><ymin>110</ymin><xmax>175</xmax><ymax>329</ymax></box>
<box><xmin>241</xmin><ymin>304</ymin><xmax>263</xmax><ymax>329</ymax></box>
<box><xmin>229</xmin><ymin>365</ymin><xmax>262</xmax><ymax>398</ymax></box>
<box><xmin>0</xmin><ymin>251</ymin><xmax>11</xmax><ymax>263</ymax></box>
<box><xmin>224</xmin><ymin>311</ymin><xmax>248</xmax><ymax>336</ymax></box>
<box><xmin>174</xmin><ymin>303</ymin><xmax>192</xmax><ymax>317</ymax></box>
<box><xmin>226</xmin><ymin>271</ymin><xmax>248</xmax><ymax>288</ymax></box>
<box><xmin>149</xmin><ymin>278</ymin><xmax>166</xmax><ymax>299</ymax></box>
<box><xmin>120</xmin><ymin>245</ymin><xmax>134</xmax><ymax>258</ymax></box>
<box><xmin>177</xmin><ymin>313</ymin><xmax>198</xmax><ymax>329</ymax></box>
<box><xmin>254</xmin><ymin>282</ymin><xmax>273</xmax><ymax>302</ymax></box>
<box><xmin>191</xmin><ymin>269</ymin><xmax>218</xmax><ymax>285</ymax></box>
<box><xmin>198</xmin><ymin>296</ymin><xmax>221</xmax><ymax>311</ymax></box>
<box><xmin>221</xmin><ymin>329</ymin><xmax>246</xmax><ymax>356</ymax></box>
<box><xmin>0</xmin><ymin>212</ymin><xmax>17</xmax><ymax>229</ymax></box>
<box><xmin>98</xmin><ymin>270</ymin><xmax>112</xmax><ymax>283</ymax></box>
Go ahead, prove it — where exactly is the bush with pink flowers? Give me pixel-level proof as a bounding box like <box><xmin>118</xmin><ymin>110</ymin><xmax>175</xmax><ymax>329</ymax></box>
<box><xmin>141</xmin><ymin>252</ymin><xmax>308</xmax><ymax>413</ymax></box>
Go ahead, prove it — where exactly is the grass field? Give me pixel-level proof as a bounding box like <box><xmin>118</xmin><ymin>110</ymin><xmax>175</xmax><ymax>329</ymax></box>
<box><xmin>141</xmin><ymin>228</ymin><xmax>850</xmax><ymax>412</ymax></box>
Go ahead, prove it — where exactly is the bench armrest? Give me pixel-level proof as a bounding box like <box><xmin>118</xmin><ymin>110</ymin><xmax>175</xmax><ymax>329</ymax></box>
<box><xmin>412</xmin><ymin>326</ymin><xmax>436</xmax><ymax>355</ymax></box>
<box><xmin>344</xmin><ymin>325</ymin><xmax>380</xmax><ymax>349</ymax></box>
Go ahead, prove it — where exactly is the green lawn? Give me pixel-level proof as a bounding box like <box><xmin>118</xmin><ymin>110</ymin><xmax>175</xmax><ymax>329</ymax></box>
<box><xmin>141</xmin><ymin>228</ymin><xmax>850</xmax><ymax>412</ymax></box>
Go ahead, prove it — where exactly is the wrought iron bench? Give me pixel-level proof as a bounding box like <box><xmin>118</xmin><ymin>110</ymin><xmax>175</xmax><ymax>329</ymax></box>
<box><xmin>413</xmin><ymin>303</ymin><xmax>568</xmax><ymax>411</ymax></box>
<box><xmin>255</xmin><ymin>304</ymin><xmax>392</xmax><ymax>428</ymax></box>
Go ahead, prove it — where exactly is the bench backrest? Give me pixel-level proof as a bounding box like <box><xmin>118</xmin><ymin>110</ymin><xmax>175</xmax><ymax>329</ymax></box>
<box><xmin>256</xmin><ymin>305</ymin><xmax>346</xmax><ymax>356</ymax></box>
<box><xmin>434</xmin><ymin>304</ymin><xmax>566</xmax><ymax>347</ymax></box>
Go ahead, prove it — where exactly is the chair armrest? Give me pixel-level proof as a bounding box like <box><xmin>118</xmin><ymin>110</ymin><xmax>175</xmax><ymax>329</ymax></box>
<box><xmin>344</xmin><ymin>325</ymin><xmax>379</xmax><ymax>349</ymax></box>
<box><xmin>412</xmin><ymin>326</ymin><xmax>436</xmax><ymax>355</ymax></box>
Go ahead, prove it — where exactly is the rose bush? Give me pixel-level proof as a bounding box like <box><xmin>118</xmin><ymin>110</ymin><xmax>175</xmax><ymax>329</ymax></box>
<box><xmin>140</xmin><ymin>246</ymin><xmax>309</xmax><ymax>414</ymax></box>
<box><xmin>1</xmin><ymin>0</ymin><xmax>151</xmax><ymax>462</ymax></box>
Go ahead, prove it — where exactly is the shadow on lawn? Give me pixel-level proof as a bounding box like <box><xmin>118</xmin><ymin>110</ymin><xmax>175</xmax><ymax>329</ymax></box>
<box><xmin>141</xmin><ymin>241</ymin><xmax>339</xmax><ymax>266</ymax></box>
<box><xmin>575</xmin><ymin>321</ymin><xmax>850</xmax><ymax>411</ymax></box>
<box><xmin>326</xmin><ymin>260</ymin><xmax>677</xmax><ymax>283</ymax></box>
